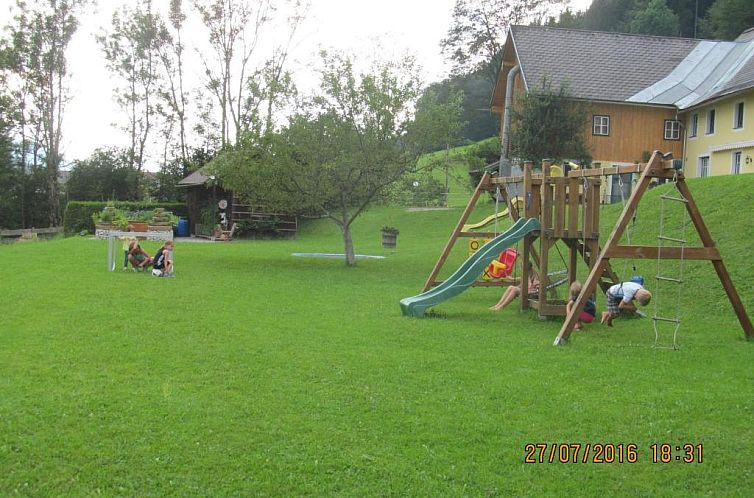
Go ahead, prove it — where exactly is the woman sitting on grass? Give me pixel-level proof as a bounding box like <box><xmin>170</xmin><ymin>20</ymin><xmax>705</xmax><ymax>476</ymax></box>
<box><xmin>128</xmin><ymin>240</ymin><xmax>153</xmax><ymax>271</ymax></box>
<box><xmin>490</xmin><ymin>262</ymin><xmax>540</xmax><ymax>311</ymax></box>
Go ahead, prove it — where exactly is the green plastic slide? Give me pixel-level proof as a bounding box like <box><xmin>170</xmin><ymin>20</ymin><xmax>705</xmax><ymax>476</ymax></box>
<box><xmin>399</xmin><ymin>218</ymin><xmax>541</xmax><ymax>317</ymax></box>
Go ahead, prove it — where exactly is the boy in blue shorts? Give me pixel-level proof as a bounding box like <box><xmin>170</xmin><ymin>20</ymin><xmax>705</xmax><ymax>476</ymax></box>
<box><xmin>601</xmin><ymin>281</ymin><xmax>652</xmax><ymax>327</ymax></box>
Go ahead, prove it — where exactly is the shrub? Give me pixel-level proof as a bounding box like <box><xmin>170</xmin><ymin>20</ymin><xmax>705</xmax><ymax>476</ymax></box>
<box><xmin>64</xmin><ymin>201</ymin><xmax>188</xmax><ymax>234</ymax></box>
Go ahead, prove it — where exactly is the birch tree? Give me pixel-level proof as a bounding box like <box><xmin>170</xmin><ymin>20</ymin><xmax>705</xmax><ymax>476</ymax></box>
<box><xmin>99</xmin><ymin>0</ymin><xmax>169</xmax><ymax>175</ymax></box>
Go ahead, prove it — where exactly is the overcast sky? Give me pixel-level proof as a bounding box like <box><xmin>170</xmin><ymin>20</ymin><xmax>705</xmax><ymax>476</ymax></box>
<box><xmin>0</xmin><ymin>0</ymin><xmax>592</xmax><ymax>168</ymax></box>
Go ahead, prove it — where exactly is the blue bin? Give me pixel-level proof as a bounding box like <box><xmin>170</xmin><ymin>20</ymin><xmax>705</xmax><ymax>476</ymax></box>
<box><xmin>176</xmin><ymin>218</ymin><xmax>190</xmax><ymax>237</ymax></box>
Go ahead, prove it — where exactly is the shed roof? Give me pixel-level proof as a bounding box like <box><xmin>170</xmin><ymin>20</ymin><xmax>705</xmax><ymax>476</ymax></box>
<box><xmin>177</xmin><ymin>169</ymin><xmax>211</xmax><ymax>187</ymax></box>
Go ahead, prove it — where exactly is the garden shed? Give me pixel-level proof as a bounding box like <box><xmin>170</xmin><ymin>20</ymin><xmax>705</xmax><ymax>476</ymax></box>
<box><xmin>177</xmin><ymin>169</ymin><xmax>298</xmax><ymax>239</ymax></box>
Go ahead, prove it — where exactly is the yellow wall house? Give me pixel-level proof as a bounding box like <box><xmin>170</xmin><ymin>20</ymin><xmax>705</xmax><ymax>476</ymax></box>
<box><xmin>629</xmin><ymin>28</ymin><xmax>754</xmax><ymax>178</ymax></box>
<box><xmin>684</xmin><ymin>91</ymin><xmax>754</xmax><ymax>177</ymax></box>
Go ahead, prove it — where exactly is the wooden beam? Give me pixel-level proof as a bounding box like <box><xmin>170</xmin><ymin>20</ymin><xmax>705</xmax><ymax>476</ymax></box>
<box><xmin>421</xmin><ymin>172</ymin><xmax>490</xmax><ymax>292</ymax></box>
<box><xmin>567</xmin><ymin>159</ymin><xmax>674</xmax><ymax>179</ymax></box>
<box><xmin>568</xmin><ymin>164</ymin><xmax>645</xmax><ymax>178</ymax></box>
<box><xmin>491</xmin><ymin>175</ymin><xmax>543</xmax><ymax>185</ymax></box>
<box><xmin>605</xmin><ymin>245</ymin><xmax>722</xmax><ymax>261</ymax></box>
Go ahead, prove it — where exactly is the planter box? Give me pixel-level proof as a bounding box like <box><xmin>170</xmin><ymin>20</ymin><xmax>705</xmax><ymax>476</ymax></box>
<box><xmin>128</xmin><ymin>221</ymin><xmax>148</xmax><ymax>232</ymax></box>
<box><xmin>381</xmin><ymin>232</ymin><xmax>397</xmax><ymax>248</ymax></box>
<box><xmin>148</xmin><ymin>224</ymin><xmax>173</xmax><ymax>232</ymax></box>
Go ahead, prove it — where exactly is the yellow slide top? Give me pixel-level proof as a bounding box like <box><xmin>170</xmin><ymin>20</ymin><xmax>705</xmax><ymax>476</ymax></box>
<box><xmin>463</xmin><ymin>197</ymin><xmax>525</xmax><ymax>231</ymax></box>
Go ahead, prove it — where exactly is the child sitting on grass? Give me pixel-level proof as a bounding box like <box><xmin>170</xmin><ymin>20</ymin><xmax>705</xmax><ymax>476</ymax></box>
<box><xmin>152</xmin><ymin>240</ymin><xmax>174</xmax><ymax>277</ymax></box>
<box><xmin>601</xmin><ymin>281</ymin><xmax>652</xmax><ymax>327</ymax></box>
<box><xmin>128</xmin><ymin>240</ymin><xmax>153</xmax><ymax>271</ymax></box>
<box><xmin>565</xmin><ymin>281</ymin><xmax>596</xmax><ymax>331</ymax></box>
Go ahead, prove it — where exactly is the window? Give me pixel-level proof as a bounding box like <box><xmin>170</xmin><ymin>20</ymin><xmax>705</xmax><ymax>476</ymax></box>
<box><xmin>734</xmin><ymin>102</ymin><xmax>744</xmax><ymax>129</ymax></box>
<box><xmin>706</xmin><ymin>109</ymin><xmax>715</xmax><ymax>134</ymax></box>
<box><xmin>689</xmin><ymin>113</ymin><xmax>698</xmax><ymax>138</ymax></box>
<box><xmin>698</xmin><ymin>156</ymin><xmax>710</xmax><ymax>177</ymax></box>
<box><xmin>664</xmin><ymin>120</ymin><xmax>681</xmax><ymax>140</ymax></box>
<box><xmin>732</xmin><ymin>151</ymin><xmax>742</xmax><ymax>174</ymax></box>
<box><xmin>593</xmin><ymin>115</ymin><xmax>610</xmax><ymax>136</ymax></box>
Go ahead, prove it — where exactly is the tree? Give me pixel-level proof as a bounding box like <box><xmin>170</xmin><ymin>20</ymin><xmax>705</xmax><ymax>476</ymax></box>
<box><xmin>5</xmin><ymin>0</ymin><xmax>86</xmax><ymax>226</ymax></box>
<box><xmin>422</xmin><ymin>62</ymin><xmax>499</xmax><ymax>141</ymax></box>
<box><xmin>212</xmin><ymin>52</ymin><xmax>461</xmax><ymax>266</ymax></box>
<box><xmin>194</xmin><ymin>0</ymin><xmax>271</xmax><ymax>147</ymax></box>
<box><xmin>413</xmin><ymin>87</ymin><xmax>465</xmax><ymax>205</ymax></box>
<box><xmin>510</xmin><ymin>80</ymin><xmax>592</xmax><ymax>167</ymax></box>
<box><xmin>99</xmin><ymin>0</ymin><xmax>169</xmax><ymax>174</ymax></box>
<box><xmin>157</xmin><ymin>0</ymin><xmax>190</xmax><ymax>167</ymax></box>
<box><xmin>581</xmin><ymin>0</ymin><xmax>637</xmax><ymax>32</ymax></box>
<box><xmin>666</xmin><ymin>0</ymin><xmax>715</xmax><ymax>37</ymax></box>
<box><xmin>65</xmin><ymin>148</ymin><xmax>140</xmax><ymax>201</ymax></box>
<box><xmin>700</xmin><ymin>0</ymin><xmax>754</xmax><ymax>40</ymax></box>
<box><xmin>0</xmin><ymin>110</ymin><xmax>20</xmax><ymax>228</ymax></box>
<box><xmin>194</xmin><ymin>0</ymin><xmax>307</xmax><ymax>147</ymax></box>
<box><xmin>629</xmin><ymin>0</ymin><xmax>681</xmax><ymax>36</ymax></box>
<box><xmin>441</xmin><ymin>0</ymin><xmax>566</xmax><ymax>83</ymax></box>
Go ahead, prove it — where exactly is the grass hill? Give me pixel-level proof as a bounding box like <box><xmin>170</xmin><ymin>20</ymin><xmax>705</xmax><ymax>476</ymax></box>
<box><xmin>1</xmin><ymin>173</ymin><xmax>753</xmax><ymax>496</ymax></box>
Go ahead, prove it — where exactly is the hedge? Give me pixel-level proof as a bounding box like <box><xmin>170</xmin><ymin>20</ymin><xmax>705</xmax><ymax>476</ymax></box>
<box><xmin>64</xmin><ymin>201</ymin><xmax>189</xmax><ymax>234</ymax></box>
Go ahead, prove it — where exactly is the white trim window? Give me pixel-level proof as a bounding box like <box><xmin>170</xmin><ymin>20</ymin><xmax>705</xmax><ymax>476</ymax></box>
<box><xmin>593</xmin><ymin>115</ymin><xmax>610</xmax><ymax>136</ymax></box>
<box><xmin>689</xmin><ymin>113</ymin><xmax>698</xmax><ymax>138</ymax></box>
<box><xmin>734</xmin><ymin>102</ymin><xmax>744</xmax><ymax>129</ymax></box>
<box><xmin>706</xmin><ymin>109</ymin><xmax>715</xmax><ymax>135</ymax></box>
<box><xmin>732</xmin><ymin>151</ymin><xmax>742</xmax><ymax>174</ymax></box>
<box><xmin>698</xmin><ymin>156</ymin><xmax>710</xmax><ymax>177</ymax></box>
<box><xmin>664</xmin><ymin>120</ymin><xmax>681</xmax><ymax>140</ymax></box>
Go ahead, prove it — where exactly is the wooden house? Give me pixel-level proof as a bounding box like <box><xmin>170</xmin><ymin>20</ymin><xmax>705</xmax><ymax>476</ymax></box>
<box><xmin>492</xmin><ymin>26</ymin><xmax>694</xmax><ymax>201</ymax></box>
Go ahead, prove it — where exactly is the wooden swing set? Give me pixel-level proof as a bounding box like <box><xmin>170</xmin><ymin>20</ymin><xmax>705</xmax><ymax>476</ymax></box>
<box><xmin>421</xmin><ymin>151</ymin><xmax>753</xmax><ymax>345</ymax></box>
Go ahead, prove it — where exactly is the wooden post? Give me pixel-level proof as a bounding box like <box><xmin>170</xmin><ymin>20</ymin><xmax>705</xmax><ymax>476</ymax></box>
<box><xmin>567</xmin><ymin>177</ymin><xmax>579</xmax><ymax>237</ymax></box>
<box><xmin>554</xmin><ymin>178</ymin><xmax>566</xmax><ymax>239</ymax></box>
<box><xmin>569</xmin><ymin>241</ymin><xmax>578</xmax><ymax>285</ymax></box>
<box><xmin>421</xmin><ymin>172</ymin><xmax>491</xmax><ymax>292</ymax></box>
<box><xmin>523</xmin><ymin>162</ymin><xmax>533</xmax><ymax>219</ymax></box>
<box><xmin>521</xmin><ymin>235</ymin><xmax>531</xmax><ymax>311</ymax></box>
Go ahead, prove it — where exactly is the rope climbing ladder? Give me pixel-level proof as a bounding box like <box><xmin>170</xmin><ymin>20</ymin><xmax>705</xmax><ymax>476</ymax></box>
<box><xmin>652</xmin><ymin>171</ymin><xmax>688</xmax><ymax>349</ymax></box>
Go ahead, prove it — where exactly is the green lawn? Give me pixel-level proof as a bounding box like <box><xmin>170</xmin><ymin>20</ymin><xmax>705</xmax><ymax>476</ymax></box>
<box><xmin>1</xmin><ymin>174</ymin><xmax>753</xmax><ymax>496</ymax></box>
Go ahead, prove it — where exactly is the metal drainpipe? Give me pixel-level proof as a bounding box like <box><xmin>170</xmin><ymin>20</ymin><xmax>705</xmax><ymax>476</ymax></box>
<box><xmin>500</xmin><ymin>65</ymin><xmax>520</xmax><ymax>177</ymax></box>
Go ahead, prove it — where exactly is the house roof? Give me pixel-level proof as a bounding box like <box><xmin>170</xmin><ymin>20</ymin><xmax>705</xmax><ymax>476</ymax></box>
<box><xmin>177</xmin><ymin>169</ymin><xmax>211</xmax><ymax>187</ymax></box>
<box><xmin>628</xmin><ymin>37</ymin><xmax>754</xmax><ymax>109</ymax></box>
<box><xmin>509</xmin><ymin>25</ymin><xmax>699</xmax><ymax>103</ymax></box>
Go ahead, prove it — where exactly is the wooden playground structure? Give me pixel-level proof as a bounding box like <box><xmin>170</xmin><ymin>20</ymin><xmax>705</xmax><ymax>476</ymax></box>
<box><xmin>421</xmin><ymin>151</ymin><xmax>753</xmax><ymax>345</ymax></box>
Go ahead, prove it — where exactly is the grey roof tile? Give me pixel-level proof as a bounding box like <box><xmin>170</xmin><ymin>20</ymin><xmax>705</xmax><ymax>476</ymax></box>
<box><xmin>511</xmin><ymin>25</ymin><xmax>699</xmax><ymax>102</ymax></box>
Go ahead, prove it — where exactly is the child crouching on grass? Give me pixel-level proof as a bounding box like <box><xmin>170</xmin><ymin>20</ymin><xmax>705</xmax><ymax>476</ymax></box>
<box><xmin>601</xmin><ymin>281</ymin><xmax>651</xmax><ymax>327</ymax></box>
<box><xmin>152</xmin><ymin>240</ymin><xmax>174</xmax><ymax>277</ymax></box>
<box><xmin>566</xmin><ymin>281</ymin><xmax>596</xmax><ymax>331</ymax></box>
